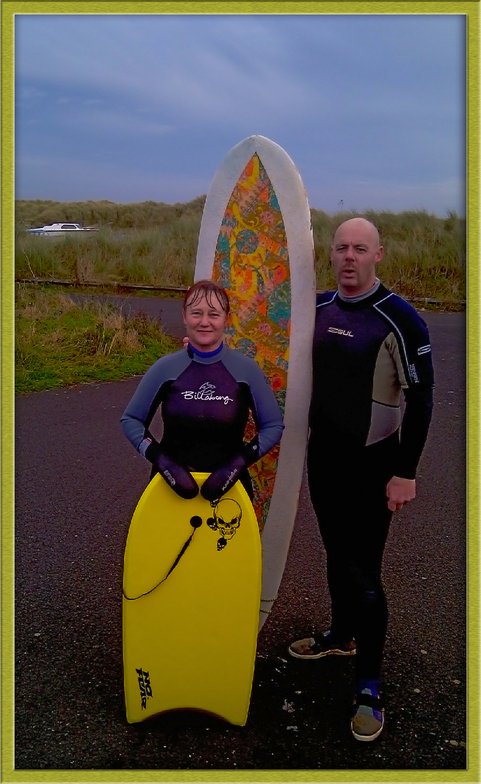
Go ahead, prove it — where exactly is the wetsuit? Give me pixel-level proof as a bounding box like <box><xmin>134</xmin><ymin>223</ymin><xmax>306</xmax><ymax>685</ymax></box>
<box><xmin>121</xmin><ymin>342</ymin><xmax>284</xmax><ymax>496</ymax></box>
<box><xmin>308</xmin><ymin>281</ymin><xmax>434</xmax><ymax>680</ymax></box>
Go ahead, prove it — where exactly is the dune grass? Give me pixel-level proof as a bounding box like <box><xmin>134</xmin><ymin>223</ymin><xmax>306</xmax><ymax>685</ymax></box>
<box><xmin>15</xmin><ymin>198</ymin><xmax>466</xmax><ymax>303</ymax></box>
<box><xmin>13</xmin><ymin>198</ymin><xmax>466</xmax><ymax>394</ymax></box>
<box><xmin>15</xmin><ymin>221</ymin><xmax>199</xmax><ymax>289</ymax></box>
<box><xmin>310</xmin><ymin>209</ymin><xmax>466</xmax><ymax>300</ymax></box>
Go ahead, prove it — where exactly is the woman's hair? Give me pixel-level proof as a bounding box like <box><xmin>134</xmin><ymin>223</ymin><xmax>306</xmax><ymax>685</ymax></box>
<box><xmin>183</xmin><ymin>279</ymin><xmax>230</xmax><ymax>314</ymax></box>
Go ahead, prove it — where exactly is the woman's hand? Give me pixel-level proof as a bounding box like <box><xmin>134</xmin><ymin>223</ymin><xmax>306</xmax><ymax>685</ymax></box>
<box><xmin>200</xmin><ymin>454</ymin><xmax>246</xmax><ymax>502</ymax></box>
<box><xmin>146</xmin><ymin>443</ymin><xmax>198</xmax><ymax>499</ymax></box>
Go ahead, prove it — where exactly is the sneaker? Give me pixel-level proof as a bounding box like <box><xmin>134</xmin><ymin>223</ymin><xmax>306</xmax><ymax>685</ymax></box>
<box><xmin>350</xmin><ymin>689</ymin><xmax>385</xmax><ymax>742</ymax></box>
<box><xmin>288</xmin><ymin>629</ymin><xmax>356</xmax><ymax>660</ymax></box>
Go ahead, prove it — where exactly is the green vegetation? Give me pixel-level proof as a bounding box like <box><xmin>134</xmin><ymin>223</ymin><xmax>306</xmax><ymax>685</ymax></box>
<box><xmin>15</xmin><ymin>198</ymin><xmax>466</xmax><ymax>302</ymax></box>
<box><xmin>15</xmin><ymin>196</ymin><xmax>206</xmax><ymax>231</ymax></box>
<box><xmin>311</xmin><ymin>208</ymin><xmax>466</xmax><ymax>302</ymax></box>
<box><xmin>13</xmin><ymin>198</ymin><xmax>465</xmax><ymax>394</ymax></box>
<box><xmin>15</xmin><ymin>198</ymin><xmax>205</xmax><ymax>289</ymax></box>
<box><xmin>15</xmin><ymin>285</ymin><xmax>180</xmax><ymax>393</ymax></box>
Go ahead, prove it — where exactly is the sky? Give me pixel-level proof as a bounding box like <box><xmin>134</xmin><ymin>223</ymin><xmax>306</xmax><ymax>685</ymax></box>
<box><xmin>14</xmin><ymin>12</ymin><xmax>467</xmax><ymax>217</ymax></box>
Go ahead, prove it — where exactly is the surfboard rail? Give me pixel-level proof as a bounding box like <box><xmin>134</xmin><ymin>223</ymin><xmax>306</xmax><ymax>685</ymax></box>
<box><xmin>195</xmin><ymin>135</ymin><xmax>316</xmax><ymax>630</ymax></box>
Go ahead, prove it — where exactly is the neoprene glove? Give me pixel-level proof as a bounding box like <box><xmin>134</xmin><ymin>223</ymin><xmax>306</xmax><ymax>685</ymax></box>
<box><xmin>145</xmin><ymin>442</ymin><xmax>198</xmax><ymax>500</ymax></box>
<box><xmin>200</xmin><ymin>440</ymin><xmax>259</xmax><ymax>502</ymax></box>
<box><xmin>200</xmin><ymin>454</ymin><xmax>246</xmax><ymax>502</ymax></box>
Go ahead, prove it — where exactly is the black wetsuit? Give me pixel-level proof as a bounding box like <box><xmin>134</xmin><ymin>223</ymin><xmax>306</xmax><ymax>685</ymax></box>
<box><xmin>121</xmin><ymin>343</ymin><xmax>284</xmax><ymax>495</ymax></box>
<box><xmin>308</xmin><ymin>282</ymin><xmax>434</xmax><ymax>680</ymax></box>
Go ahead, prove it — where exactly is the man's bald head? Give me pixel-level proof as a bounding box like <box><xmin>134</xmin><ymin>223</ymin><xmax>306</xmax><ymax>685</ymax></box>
<box><xmin>332</xmin><ymin>218</ymin><xmax>381</xmax><ymax>249</ymax></box>
<box><xmin>330</xmin><ymin>217</ymin><xmax>384</xmax><ymax>297</ymax></box>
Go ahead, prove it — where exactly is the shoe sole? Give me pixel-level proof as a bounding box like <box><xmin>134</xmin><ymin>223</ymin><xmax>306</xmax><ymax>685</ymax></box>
<box><xmin>288</xmin><ymin>646</ymin><xmax>356</xmax><ymax>660</ymax></box>
<box><xmin>351</xmin><ymin>708</ymin><xmax>385</xmax><ymax>741</ymax></box>
<box><xmin>351</xmin><ymin>720</ymin><xmax>384</xmax><ymax>742</ymax></box>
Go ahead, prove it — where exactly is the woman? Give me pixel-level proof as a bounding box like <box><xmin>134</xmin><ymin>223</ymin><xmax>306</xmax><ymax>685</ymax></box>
<box><xmin>121</xmin><ymin>280</ymin><xmax>284</xmax><ymax>502</ymax></box>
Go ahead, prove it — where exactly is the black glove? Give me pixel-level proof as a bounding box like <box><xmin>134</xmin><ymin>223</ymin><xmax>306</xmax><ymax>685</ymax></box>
<box><xmin>200</xmin><ymin>438</ymin><xmax>261</xmax><ymax>502</ymax></box>
<box><xmin>200</xmin><ymin>453</ymin><xmax>247</xmax><ymax>502</ymax></box>
<box><xmin>145</xmin><ymin>442</ymin><xmax>198</xmax><ymax>500</ymax></box>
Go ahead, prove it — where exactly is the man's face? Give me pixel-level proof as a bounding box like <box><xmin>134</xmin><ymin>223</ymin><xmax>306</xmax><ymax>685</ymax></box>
<box><xmin>330</xmin><ymin>219</ymin><xmax>383</xmax><ymax>297</ymax></box>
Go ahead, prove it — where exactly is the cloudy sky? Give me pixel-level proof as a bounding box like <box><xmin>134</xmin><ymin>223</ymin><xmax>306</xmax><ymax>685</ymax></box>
<box><xmin>14</xmin><ymin>12</ymin><xmax>466</xmax><ymax>217</ymax></box>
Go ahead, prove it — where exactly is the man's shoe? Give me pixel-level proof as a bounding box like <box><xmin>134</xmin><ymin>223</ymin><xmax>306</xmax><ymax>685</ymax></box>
<box><xmin>288</xmin><ymin>629</ymin><xmax>356</xmax><ymax>660</ymax></box>
<box><xmin>350</xmin><ymin>689</ymin><xmax>385</xmax><ymax>741</ymax></box>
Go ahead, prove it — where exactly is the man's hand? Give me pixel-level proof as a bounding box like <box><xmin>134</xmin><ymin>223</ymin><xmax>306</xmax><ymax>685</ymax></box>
<box><xmin>182</xmin><ymin>337</ymin><xmax>189</xmax><ymax>348</ymax></box>
<box><xmin>386</xmin><ymin>476</ymin><xmax>416</xmax><ymax>512</ymax></box>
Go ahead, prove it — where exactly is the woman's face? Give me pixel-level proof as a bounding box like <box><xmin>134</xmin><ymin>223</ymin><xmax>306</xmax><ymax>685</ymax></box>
<box><xmin>182</xmin><ymin>292</ymin><xmax>228</xmax><ymax>353</ymax></box>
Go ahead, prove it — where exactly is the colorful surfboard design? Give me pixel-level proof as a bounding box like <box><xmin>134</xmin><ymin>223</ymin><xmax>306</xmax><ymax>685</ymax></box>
<box><xmin>213</xmin><ymin>153</ymin><xmax>289</xmax><ymax>529</ymax></box>
<box><xmin>195</xmin><ymin>136</ymin><xmax>316</xmax><ymax>627</ymax></box>
<box><xmin>123</xmin><ymin>473</ymin><xmax>261</xmax><ymax>726</ymax></box>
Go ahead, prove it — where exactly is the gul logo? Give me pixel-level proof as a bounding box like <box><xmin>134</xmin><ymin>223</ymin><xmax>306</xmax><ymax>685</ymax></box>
<box><xmin>136</xmin><ymin>668</ymin><xmax>153</xmax><ymax>710</ymax></box>
<box><xmin>181</xmin><ymin>382</ymin><xmax>233</xmax><ymax>406</ymax></box>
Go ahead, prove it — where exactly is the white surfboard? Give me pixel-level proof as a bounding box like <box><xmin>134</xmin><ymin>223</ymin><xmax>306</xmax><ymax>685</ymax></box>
<box><xmin>195</xmin><ymin>135</ymin><xmax>316</xmax><ymax>630</ymax></box>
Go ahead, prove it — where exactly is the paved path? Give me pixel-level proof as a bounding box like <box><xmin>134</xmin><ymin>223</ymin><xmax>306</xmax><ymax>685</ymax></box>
<box><xmin>69</xmin><ymin>292</ymin><xmax>187</xmax><ymax>338</ymax></box>
<box><xmin>12</xmin><ymin>304</ymin><xmax>467</xmax><ymax>774</ymax></box>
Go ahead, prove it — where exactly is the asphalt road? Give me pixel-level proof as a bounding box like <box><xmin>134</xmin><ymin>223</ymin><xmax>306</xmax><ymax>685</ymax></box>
<box><xmin>13</xmin><ymin>302</ymin><xmax>467</xmax><ymax>776</ymax></box>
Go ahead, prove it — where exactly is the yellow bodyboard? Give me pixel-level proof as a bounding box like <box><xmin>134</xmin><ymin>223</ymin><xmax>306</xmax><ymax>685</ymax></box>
<box><xmin>122</xmin><ymin>472</ymin><xmax>261</xmax><ymax>726</ymax></box>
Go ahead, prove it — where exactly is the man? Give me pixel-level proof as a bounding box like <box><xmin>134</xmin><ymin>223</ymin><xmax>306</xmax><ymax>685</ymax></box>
<box><xmin>288</xmin><ymin>218</ymin><xmax>434</xmax><ymax>742</ymax></box>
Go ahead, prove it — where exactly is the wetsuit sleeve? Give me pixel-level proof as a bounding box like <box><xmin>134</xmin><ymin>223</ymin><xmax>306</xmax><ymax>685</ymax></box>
<box><xmin>383</xmin><ymin>301</ymin><xmax>435</xmax><ymax>479</ymax></box>
<box><xmin>120</xmin><ymin>351</ymin><xmax>189</xmax><ymax>456</ymax></box>
<box><xmin>395</xmin><ymin>384</ymin><xmax>434</xmax><ymax>479</ymax></box>
<box><xmin>239</xmin><ymin>361</ymin><xmax>284</xmax><ymax>463</ymax></box>
<box><xmin>222</xmin><ymin>349</ymin><xmax>284</xmax><ymax>464</ymax></box>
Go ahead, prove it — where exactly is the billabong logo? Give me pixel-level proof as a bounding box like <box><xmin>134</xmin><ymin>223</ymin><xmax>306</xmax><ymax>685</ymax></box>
<box><xmin>327</xmin><ymin>327</ymin><xmax>354</xmax><ymax>337</ymax></box>
<box><xmin>181</xmin><ymin>382</ymin><xmax>233</xmax><ymax>406</ymax></box>
<box><xmin>136</xmin><ymin>668</ymin><xmax>153</xmax><ymax>710</ymax></box>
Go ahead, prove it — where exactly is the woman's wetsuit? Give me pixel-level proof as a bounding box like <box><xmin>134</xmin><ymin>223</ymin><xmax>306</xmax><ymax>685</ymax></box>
<box><xmin>121</xmin><ymin>342</ymin><xmax>284</xmax><ymax>496</ymax></box>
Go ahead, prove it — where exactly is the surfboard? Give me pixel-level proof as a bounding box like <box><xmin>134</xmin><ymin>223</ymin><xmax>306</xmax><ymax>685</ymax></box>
<box><xmin>122</xmin><ymin>472</ymin><xmax>261</xmax><ymax>726</ymax></box>
<box><xmin>195</xmin><ymin>135</ymin><xmax>316</xmax><ymax>629</ymax></box>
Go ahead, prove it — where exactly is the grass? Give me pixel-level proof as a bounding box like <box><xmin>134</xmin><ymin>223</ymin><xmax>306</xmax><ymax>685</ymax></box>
<box><xmin>310</xmin><ymin>209</ymin><xmax>466</xmax><ymax>301</ymax></box>
<box><xmin>12</xmin><ymin>198</ymin><xmax>466</xmax><ymax>394</ymax></box>
<box><xmin>15</xmin><ymin>199</ymin><xmax>466</xmax><ymax>303</ymax></box>
<box><xmin>16</xmin><ymin>223</ymin><xmax>198</xmax><ymax>289</ymax></box>
<box><xmin>15</xmin><ymin>285</ymin><xmax>181</xmax><ymax>393</ymax></box>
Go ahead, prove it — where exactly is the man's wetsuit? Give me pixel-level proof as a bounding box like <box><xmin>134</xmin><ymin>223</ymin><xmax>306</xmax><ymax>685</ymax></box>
<box><xmin>308</xmin><ymin>281</ymin><xmax>434</xmax><ymax>680</ymax></box>
<box><xmin>121</xmin><ymin>342</ymin><xmax>284</xmax><ymax>496</ymax></box>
